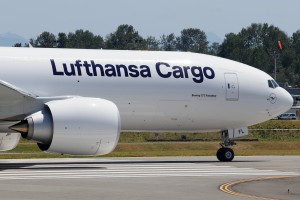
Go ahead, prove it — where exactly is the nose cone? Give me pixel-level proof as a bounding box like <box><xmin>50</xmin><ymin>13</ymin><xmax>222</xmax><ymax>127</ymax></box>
<box><xmin>279</xmin><ymin>87</ymin><xmax>293</xmax><ymax>113</ymax></box>
<box><xmin>268</xmin><ymin>87</ymin><xmax>293</xmax><ymax>118</ymax></box>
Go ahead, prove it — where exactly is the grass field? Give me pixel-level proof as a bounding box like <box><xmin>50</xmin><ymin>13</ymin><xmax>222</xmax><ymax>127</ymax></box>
<box><xmin>1</xmin><ymin>120</ymin><xmax>300</xmax><ymax>159</ymax></box>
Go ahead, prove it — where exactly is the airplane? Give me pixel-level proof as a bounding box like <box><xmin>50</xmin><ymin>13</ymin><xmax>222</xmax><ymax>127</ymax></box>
<box><xmin>0</xmin><ymin>47</ymin><xmax>292</xmax><ymax>162</ymax></box>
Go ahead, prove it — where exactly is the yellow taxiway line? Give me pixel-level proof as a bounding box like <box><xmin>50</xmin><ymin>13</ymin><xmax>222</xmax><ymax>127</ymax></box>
<box><xmin>219</xmin><ymin>176</ymin><xmax>294</xmax><ymax>200</ymax></box>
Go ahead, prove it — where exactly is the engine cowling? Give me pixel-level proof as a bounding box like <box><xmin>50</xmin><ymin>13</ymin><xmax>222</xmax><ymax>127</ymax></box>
<box><xmin>0</xmin><ymin>133</ymin><xmax>20</xmax><ymax>151</ymax></box>
<box><xmin>11</xmin><ymin>97</ymin><xmax>120</xmax><ymax>155</ymax></box>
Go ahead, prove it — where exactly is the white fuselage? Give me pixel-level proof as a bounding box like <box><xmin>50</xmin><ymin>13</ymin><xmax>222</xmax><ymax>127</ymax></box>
<box><xmin>0</xmin><ymin>47</ymin><xmax>293</xmax><ymax>132</ymax></box>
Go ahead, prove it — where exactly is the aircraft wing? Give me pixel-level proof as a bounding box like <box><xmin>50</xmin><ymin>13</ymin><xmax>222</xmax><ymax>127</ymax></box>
<box><xmin>0</xmin><ymin>80</ymin><xmax>37</xmax><ymax>120</ymax></box>
<box><xmin>0</xmin><ymin>80</ymin><xmax>39</xmax><ymax>151</ymax></box>
<box><xmin>0</xmin><ymin>80</ymin><xmax>36</xmax><ymax>99</ymax></box>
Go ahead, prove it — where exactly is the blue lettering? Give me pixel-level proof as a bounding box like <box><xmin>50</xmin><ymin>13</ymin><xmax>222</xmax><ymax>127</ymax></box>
<box><xmin>83</xmin><ymin>61</ymin><xmax>93</xmax><ymax>76</ymax></box>
<box><xmin>63</xmin><ymin>63</ymin><xmax>76</xmax><ymax>76</ymax></box>
<box><xmin>172</xmin><ymin>66</ymin><xmax>184</xmax><ymax>78</ymax></box>
<box><xmin>155</xmin><ymin>62</ymin><xmax>215</xmax><ymax>83</ymax></box>
<box><xmin>183</xmin><ymin>66</ymin><xmax>190</xmax><ymax>78</ymax></box>
<box><xmin>91</xmin><ymin>61</ymin><xmax>104</xmax><ymax>76</ymax></box>
<box><xmin>51</xmin><ymin>59</ymin><xmax>64</xmax><ymax>76</ymax></box>
<box><xmin>105</xmin><ymin>64</ymin><xmax>117</xmax><ymax>77</ymax></box>
<box><xmin>156</xmin><ymin>62</ymin><xmax>171</xmax><ymax>78</ymax></box>
<box><xmin>203</xmin><ymin>67</ymin><xmax>215</xmax><ymax>79</ymax></box>
<box><xmin>191</xmin><ymin>66</ymin><xmax>204</xmax><ymax>83</ymax></box>
<box><xmin>128</xmin><ymin>65</ymin><xmax>139</xmax><ymax>77</ymax></box>
<box><xmin>140</xmin><ymin>65</ymin><xmax>151</xmax><ymax>77</ymax></box>
<box><xmin>116</xmin><ymin>64</ymin><xmax>128</xmax><ymax>77</ymax></box>
<box><xmin>74</xmin><ymin>60</ymin><xmax>82</xmax><ymax>76</ymax></box>
<box><xmin>51</xmin><ymin>59</ymin><xmax>214</xmax><ymax>83</ymax></box>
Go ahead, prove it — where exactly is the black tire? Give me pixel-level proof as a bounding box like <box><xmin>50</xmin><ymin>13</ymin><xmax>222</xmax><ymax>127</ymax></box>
<box><xmin>216</xmin><ymin>148</ymin><xmax>223</xmax><ymax>161</ymax></box>
<box><xmin>216</xmin><ymin>148</ymin><xmax>234</xmax><ymax>162</ymax></box>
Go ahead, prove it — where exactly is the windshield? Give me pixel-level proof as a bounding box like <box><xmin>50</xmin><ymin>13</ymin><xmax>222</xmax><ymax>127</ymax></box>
<box><xmin>268</xmin><ymin>79</ymin><xmax>279</xmax><ymax>89</ymax></box>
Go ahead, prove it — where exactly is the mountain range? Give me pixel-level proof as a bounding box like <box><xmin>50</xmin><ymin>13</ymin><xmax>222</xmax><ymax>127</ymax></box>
<box><xmin>0</xmin><ymin>32</ymin><xmax>28</xmax><ymax>46</ymax></box>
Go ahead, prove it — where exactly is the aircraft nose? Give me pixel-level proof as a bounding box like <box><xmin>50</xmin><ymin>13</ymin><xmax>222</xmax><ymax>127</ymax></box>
<box><xmin>280</xmin><ymin>88</ymin><xmax>293</xmax><ymax>112</ymax></box>
<box><xmin>268</xmin><ymin>87</ymin><xmax>293</xmax><ymax>117</ymax></box>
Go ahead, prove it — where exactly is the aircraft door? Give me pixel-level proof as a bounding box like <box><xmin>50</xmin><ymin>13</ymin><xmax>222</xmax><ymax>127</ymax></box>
<box><xmin>225</xmin><ymin>73</ymin><xmax>239</xmax><ymax>101</ymax></box>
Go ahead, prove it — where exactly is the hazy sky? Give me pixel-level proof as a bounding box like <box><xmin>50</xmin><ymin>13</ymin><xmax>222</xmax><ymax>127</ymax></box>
<box><xmin>1</xmin><ymin>0</ymin><xmax>299</xmax><ymax>39</ymax></box>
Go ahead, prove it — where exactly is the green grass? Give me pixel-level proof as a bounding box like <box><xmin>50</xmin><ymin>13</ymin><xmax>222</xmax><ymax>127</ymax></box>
<box><xmin>120</xmin><ymin>120</ymin><xmax>300</xmax><ymax>142</ymax></box>
<box><xmin>249</xmin><ymin>120</ymin><xmax>300</xmax><ymax>141</ymax></box>
<box><xmin>2</xmin><ymin>141</ymin><xmax>300</xmax><ymax>159</ymax></box>
<box><xmin>1</xmin><ymin>120</ymin><xmax>300</xmax><ymax>159</ymax></box>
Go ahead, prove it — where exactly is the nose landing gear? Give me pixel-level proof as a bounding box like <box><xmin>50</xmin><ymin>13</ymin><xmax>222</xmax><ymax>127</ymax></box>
<box><xmin>216</xmin><ymin>130</ymin><xmax>236</xmax><ymax>162</ymax></box>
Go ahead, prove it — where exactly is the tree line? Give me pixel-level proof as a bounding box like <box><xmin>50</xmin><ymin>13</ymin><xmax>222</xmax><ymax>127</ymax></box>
<box><xmin>14</xmin><ymin>23</ymin><xmax>300</xmax><ymax>87</ymax></box>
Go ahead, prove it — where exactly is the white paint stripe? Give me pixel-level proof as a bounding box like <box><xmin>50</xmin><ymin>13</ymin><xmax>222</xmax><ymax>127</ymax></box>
<box><xmin>0</xmin><ymin>170</ymin><xmax>288</xmax><ymax>177</ymax></box>
<box><xmin>0</xmin><ymin>173</ymin><xmax>297</xmax><ymax>180</ymax></box>
<box><xmin>0</xmin><ymin>171</ymin><xmax>285</xmax><ymax>177</ymax></box>
<box><xmin>0</xmin><ymin>163</ymin><xmax>297</xmax><ymax>180</ymax></box>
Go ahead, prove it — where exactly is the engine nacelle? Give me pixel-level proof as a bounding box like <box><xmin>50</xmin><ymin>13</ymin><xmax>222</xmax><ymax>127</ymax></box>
<box><xmin>13</xmin><ymin>97</ymin><xmax>120</xmax><ymax>155</ymax></box>
<box><xmin>0</xmin><ymin>133</ymin><xmax>20</xmax><ymax>151</ymax></box>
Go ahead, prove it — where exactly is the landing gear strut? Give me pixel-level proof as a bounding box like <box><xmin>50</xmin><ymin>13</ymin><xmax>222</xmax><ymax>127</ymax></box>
<box><xmin>216</xmin><ymin>130</ymin><xmax>236</xmax><ymax>162</ymax></box>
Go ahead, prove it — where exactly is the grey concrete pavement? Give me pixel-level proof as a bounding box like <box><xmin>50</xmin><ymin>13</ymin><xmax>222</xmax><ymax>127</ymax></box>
<box><xmin>0</xmin><ymin>156</ymin><xmax>298</xmax><ymax>200</ymax></box>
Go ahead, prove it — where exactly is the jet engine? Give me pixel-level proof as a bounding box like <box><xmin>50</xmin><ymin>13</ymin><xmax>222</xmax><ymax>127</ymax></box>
<box><xmin>10</xmin><ymin>97</ymin><xmax>120</xmax><ymax>155</ymax></box>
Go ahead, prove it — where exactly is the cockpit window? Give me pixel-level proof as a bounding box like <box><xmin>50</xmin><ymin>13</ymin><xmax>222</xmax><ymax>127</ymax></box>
<box><xmin>268</xmin><ymin>80</ymin><xmax>273</xmax><ymax>88</ymax></box>
<box><xmin>268</xmin><ymin>79</ymin><xmax>279</xmax><ymax>89</ymax></box>
<box><xmin>271</xmin><ymin>80</ymin><xmax>279</xmax><ymax>88</ymax></box>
